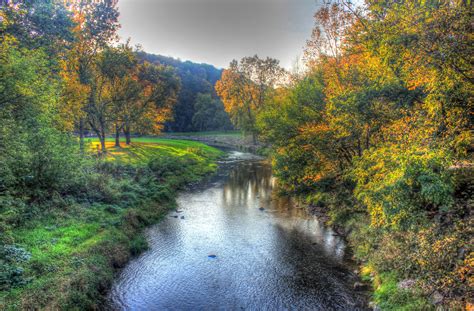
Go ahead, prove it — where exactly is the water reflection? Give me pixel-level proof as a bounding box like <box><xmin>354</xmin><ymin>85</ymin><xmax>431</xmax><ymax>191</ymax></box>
<box><xmin>109</xmin><ymin>151</ymin><xmax>367</xmax><ymax>310</ymax></box>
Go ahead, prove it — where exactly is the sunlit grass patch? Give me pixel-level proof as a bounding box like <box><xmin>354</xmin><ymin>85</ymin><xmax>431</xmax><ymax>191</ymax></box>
<box><xmin>163</xmin><ymin>131</ymin><xmax>243</xmax><ymax>137</ymax></box>
<box><xmin>85</xmin><ymin>137</ymin><xmax>224</xmax><ymax>165</ymax></box>
<box><xmin>372</xmin><ymin>273</ymin><xmax>431</xmax><ymax>310</ymax></box>
<box><xmin>15</xmin><ymin>222</ymin><xmax>102</xmax><ymax>259</ymax></box>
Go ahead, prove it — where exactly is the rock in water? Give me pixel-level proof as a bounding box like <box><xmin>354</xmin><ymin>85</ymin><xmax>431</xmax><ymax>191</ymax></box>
<box><xmin>369</xmin><ymin>302</ymin><xmax>381</xmax><ymax>311</ymax></box>
<box><xmin>180</xmin><ymin>216</ymin><xmax>185</xmax><ymax>219</ymax></box>
<box><xmin>208</xmin><ymin>254</ymin><xmax>217</xmax><ymax>259</ymax></box>
<box><xmin>353</xmin><ymin>282</ymin><xmax>369</xmax><ymax>291</ymax></box>
<box><xmin>430</xmin><ymin>291</ymin><xmax>443</xmax><ymax>304</ymax></box>
<box><xmin>259</xmin><ymin>207</ymin><xmax>265</xmax><ymax>211</ymax></box>
<box><xmin>397</xmin><ymin>279</ymin><xmax>416</xmax><ymax>290</ymax></box>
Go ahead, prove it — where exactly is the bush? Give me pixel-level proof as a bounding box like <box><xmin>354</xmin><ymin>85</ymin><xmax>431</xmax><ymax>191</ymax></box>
<box><xmin>0</xmin><ymin>43</ymin><xmax>91</xmax><ymax>206</ymax></box>
<box><xmin>0</xmin><ymin>244</ymin><xmax>31</xmax><ymax>290</ymax></box>
<box><xmin>353</xmin><ymin>144</ymin><xmax>454</xmax><ymax>228</ymax></box>
<box><xmin>348</xmin><ymin>218</ymin><xmax>473</xmax><ymax>308</ymax></box>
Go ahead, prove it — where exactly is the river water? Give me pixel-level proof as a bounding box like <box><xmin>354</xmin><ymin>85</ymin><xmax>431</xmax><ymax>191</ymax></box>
<box><xmin>108</xmin><ymin>151</ymin><xmax>367</xmax><ymax>310</ymax></box>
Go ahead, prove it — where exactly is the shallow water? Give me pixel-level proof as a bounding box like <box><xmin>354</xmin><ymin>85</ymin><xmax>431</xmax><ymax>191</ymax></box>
<box><xmin>108</xmin><ymin>151</ymin><xmax>367</xmax><ymax>310</ymax></box>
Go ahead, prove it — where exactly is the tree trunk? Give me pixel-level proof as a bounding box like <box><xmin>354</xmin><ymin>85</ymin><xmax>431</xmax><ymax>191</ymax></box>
<box><xmin>252</xmin><ymin>132</ymin><xmax>257</xmax><ymax>145</ymax></box>
<box><xmin>88</xmin><ymin>119</ymin><xmax>106</xmax><ymax>155</ymax></box>
<box><xmin>123</xmin><ymin>126</ymin><xmax>131</xmax><ymax>145</ymax></box>
<box><xmin>98</xmin><ymin>121</ymin><xmax>107</xmax><ymax>153</ymax></box>
<box><xmin>365</xmin><ymin>125</ymin><xmax>371</xmax><ymax>151</ymax></box>
<box><xmin>79</xmin><ymin>118</ymin><xmax>85</xmax><ymax>152</ymax></box>
<box><xmin>99</xmin><ymin>135</ymin><xmax>106</xmax><ymax>153</ymax></box>
<box><xmin>115</xmin><ymin>124</ymin><xmax>121</xmax><ymax>147</ymax></box>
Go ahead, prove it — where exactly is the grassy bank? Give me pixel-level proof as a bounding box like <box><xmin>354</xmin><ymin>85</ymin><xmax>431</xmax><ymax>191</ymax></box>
<box><xmin>1</xmin><ymin>138</ymin><xmax>223</xmax><ymax>310</ymax></box>
<box><xmin>163</xmin><ymin>130</ymin><xmax>242</xmax><ymax>138</ymax></box>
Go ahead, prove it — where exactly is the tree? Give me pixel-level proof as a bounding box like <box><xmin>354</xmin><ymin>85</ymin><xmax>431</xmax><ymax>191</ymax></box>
<box><xmin>99</xmin><ymin>43</ymin><xmax>139</xmax><ymax>147</ymax></box>
<box><xmin>137</xmin><ymin>52</ymin><xmax>223</xmax><ymax>132</ymax></box>
<box><xmin>192</xmin><ymin>93</ymin><xmax>232</xmax><ymax>131</ymax></box>
<box><xmin>305</xmin><ymin>2</ymin><xmax>354</xmax><ymax>63</ymax></box>
<box><xmin>121</xmin><ymin>61</ymin><xmax>180</xmax><ymax>144</ymax></box>
<box><xmin>215</xmin><ymin>55</ymin><xmax>285</xmax><ymax>143</ymax></box>
<box><xmin>0</xmin><ymin>38</ymin><xmax>85</xmax><ymax>201</ymax></box>
<box><xmin>1</xmin><ymin>0</ymin><xmax>75</xmax><ymax>59</ymax></box>
<box><xmin>61</xmin><ymin>0</ymin><xmax>120</xmax><ymax>149</ymax></box>
<box><xmin>360</xmin><ymin>0</ymin><xmax>473</xmax><ymax>150</ymax></box>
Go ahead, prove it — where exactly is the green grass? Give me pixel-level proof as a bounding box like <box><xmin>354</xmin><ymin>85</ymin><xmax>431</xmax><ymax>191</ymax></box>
<box><xmin>372</xmin><ymin>273</ymin><xmax>432</xmax><ymax>310</ymax></box>
<box><xmin>1</xmin><ymin>139</ymin><xmax>224</xmax><ymax>310</ymax></box>
<box><xmin>89</xmin><ymin>135</ymin><xmax>237</xmax><ymax>145</ymax></box>
<box><xmin>86</xmin><ymin>137</ymin><xmax>223</xmax><ymax>166</ymax></box>
<box><xmin>360</xmin><ymin>264</ymin><xmax>432</xmax><ymax>310</ymax></box>
<box><xmin>163</xmin><ymin>130</ymin><xmax>243</xmax><ymax>137</ymax></box>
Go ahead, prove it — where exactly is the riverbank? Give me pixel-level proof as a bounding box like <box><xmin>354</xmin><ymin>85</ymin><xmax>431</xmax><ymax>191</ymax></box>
<box><xmin>294</xmin><ymin>165</ymin><xmax>474</xmax><ymax>310</ymax></box>
<box><xmin>0</xmin><ymin>138</ymin><xmax>224</xmax><ymax>310</ymax></box>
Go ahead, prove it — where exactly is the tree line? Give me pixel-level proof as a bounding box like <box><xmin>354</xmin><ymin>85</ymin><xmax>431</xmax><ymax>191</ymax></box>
<box><xmin>215</xmin><ymin>0</ymin><xmax>472</xmax><ymax>308</ymax></box>
<box><xmin>139</xmin><ymin>52</ymin><xmax>233</xmax><ymax>133</ymax></box>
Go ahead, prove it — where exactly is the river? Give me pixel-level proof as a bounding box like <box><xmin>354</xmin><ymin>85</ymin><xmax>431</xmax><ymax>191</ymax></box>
<box><xmin>108</xmin><ymin>151</ymin><xmax>368</xmax><ymax>310</ymax></box>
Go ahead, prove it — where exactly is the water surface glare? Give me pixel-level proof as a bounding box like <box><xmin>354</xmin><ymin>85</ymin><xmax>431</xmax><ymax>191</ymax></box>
<box><xmin>109</xmin><ymin>151</ymin><xmax>367</xmax><ymax>310</ymax></box>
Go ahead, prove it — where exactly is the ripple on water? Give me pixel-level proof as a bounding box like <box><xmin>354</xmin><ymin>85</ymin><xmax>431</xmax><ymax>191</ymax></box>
<box><xmin>108</xmin><ymin>152</ymin><xmax>368</xmax><ymax>310</ymax></box>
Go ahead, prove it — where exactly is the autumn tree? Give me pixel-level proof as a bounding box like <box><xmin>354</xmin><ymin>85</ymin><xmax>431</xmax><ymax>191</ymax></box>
<box><xmin>60</xmin><ymin>0</ymin><xmax>120</xmax><ymax>149</ymax></box>
<box><xmin>215</xmin><ymin>55</ymin><xmax>286</xmax><ymax>143</ymax></box>
<box><xmin>98</xmin><ymin>43</ymin><xmax>139</xmax><ymax>147</ymax></box>
<box><xmin>304</xmin><ymin>2</ymin><xmax>354</xmax><ymax>63</ymax></box>
<box><xmin>67</xmin><ymin>42</ymin><xmax>179</xmax><ymax>152</ymax></box>
<box><xmin>121</xmin><ymin>61</ymin><xmax>180</xmax><ymax>144</ymax></box>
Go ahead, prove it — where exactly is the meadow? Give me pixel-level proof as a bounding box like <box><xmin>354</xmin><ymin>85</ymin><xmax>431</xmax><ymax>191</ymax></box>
<box><xmin>163</xmin><ymin>131</ymin><xmax>242</xmax><ymax>138</ymax></box>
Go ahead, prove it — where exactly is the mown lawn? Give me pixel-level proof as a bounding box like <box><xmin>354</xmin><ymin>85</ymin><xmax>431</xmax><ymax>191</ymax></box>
<box><xmin>1</xmin><ymin>139</ymin><xmax>223</xmax><ymax>310</ymax></box>
<box><xmin>87</xmin><ymin>137</ymin><xmax>223</xmax><ymax>166</ymax></box>
<box><xmin>163</xmin><ymin>130</ymin><xmax>242</xmax><ymax>137</ymax></box>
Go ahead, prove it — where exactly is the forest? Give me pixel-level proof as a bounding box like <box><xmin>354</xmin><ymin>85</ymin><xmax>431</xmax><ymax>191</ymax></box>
<box><xmin>1</xmin><ymin>0</ymin><xmax>473</xmax><ymax>310</ymax></box>
<box><xmin>137</xmin><ymin>52</ymin><xmax>232</xmax><ymax>132</ymax></box>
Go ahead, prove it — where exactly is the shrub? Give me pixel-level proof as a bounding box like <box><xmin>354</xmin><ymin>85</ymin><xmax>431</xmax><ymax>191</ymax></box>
<box><xmin>0</xmin><ymin>244</ymin><xmax>31</xmax><ymax>290</ymax></box>
<box><xmin>353</xmin><ymin>144</ymin><xmax>454</xmax><ymax>228</ymax></box>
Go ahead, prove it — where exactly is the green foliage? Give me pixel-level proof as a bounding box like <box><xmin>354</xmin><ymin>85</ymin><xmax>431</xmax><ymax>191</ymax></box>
<box><xmin>129</xmin><ymin>234</ymin><xmax>149</xmax><ymax>256</ymax></box>
<box><xmin>353</xmin><ymin>144</ymin><xmax>454</xmax><ymax>228</ymax></box>
<box><xmin>257</xmin><ymin>72</ymin><xmax>325</xmax><ymax>146</ymax></box>
<box><xmin>138</xmin><ymin>52</ymin><xmax>224</xmax><ymax>132</ymax></box>
<box><xmin>192</xmin><ymin>93</ymin><xmax>233</xmax><ymax>131</ymax></box>
<box><xmin>0</xmin><ymin>245</ymin><xmax>31</xmax><ymax>290</ymax></box>
<box><xmin>0</xmin><ymin>42</ymin><xmax>88</xmax><ymax>205</ymax></box>
<box><xmin>1</xmin><ymin>0</ymin><xmax>75</xmax><ymax>59</ymax></box>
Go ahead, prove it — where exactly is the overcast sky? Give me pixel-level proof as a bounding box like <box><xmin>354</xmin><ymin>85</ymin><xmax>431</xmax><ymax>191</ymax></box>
<box><xmin>117</xmin><ymin>0</ymin><xmax>321</xmax><ymax>69</ymax></box>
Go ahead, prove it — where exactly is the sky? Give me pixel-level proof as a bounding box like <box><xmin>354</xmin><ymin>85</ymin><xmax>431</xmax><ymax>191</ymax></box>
<box><xmin>116</xmin><ymin>0</ymin><xmax>321</xmax><ymax>69</ymax></box>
